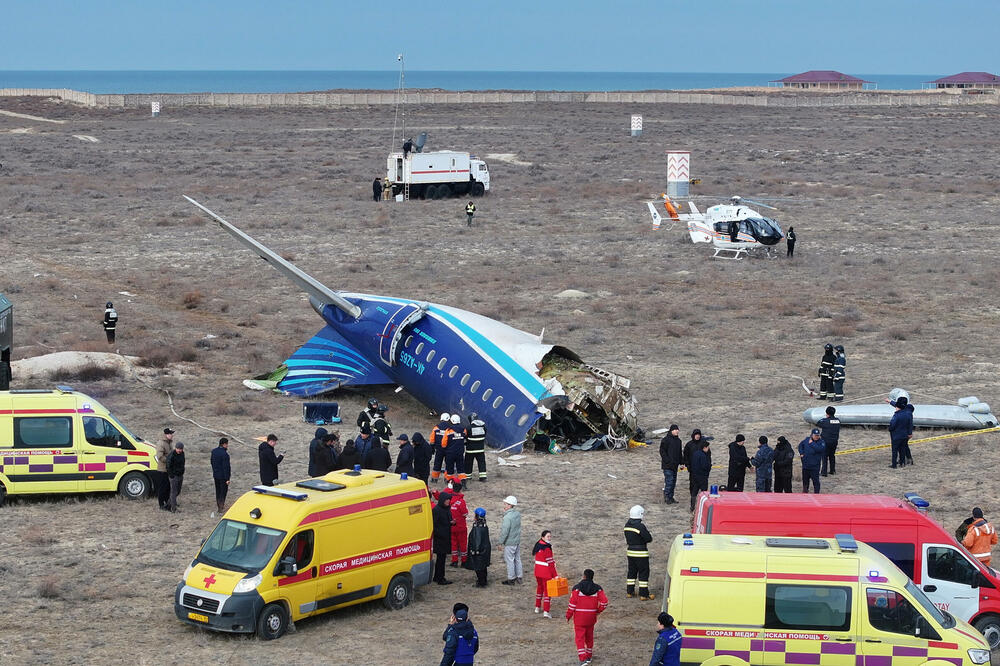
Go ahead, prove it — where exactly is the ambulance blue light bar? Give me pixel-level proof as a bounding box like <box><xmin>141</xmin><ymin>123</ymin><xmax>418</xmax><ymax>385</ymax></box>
<box><xmin>835</xmin><ymin>534</ymin><xmax>858</xmax><ymax>552</ymax></box>
<box><xmin>252</xmin><ymin>485</ymin><xmax>308</xmax><ymax>501</ymax></box>
<box><xmin>904</xmin><ymin>492</ymin><xmax>930</xmax><ymax>509</ymax></box>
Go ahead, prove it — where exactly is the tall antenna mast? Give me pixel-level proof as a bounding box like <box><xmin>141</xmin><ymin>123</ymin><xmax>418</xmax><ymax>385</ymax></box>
<box><xmin>392</xmin><ymin>53</ymin><xmax>405</xmax><ymax>150</ymax></box>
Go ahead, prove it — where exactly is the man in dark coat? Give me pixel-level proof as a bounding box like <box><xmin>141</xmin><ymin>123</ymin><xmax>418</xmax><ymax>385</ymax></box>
<box><xmin>689</xmin><ymin>439</ymin><xmax>711</xmax><ymax>511</ymax></box>
<box><xmin>210</xmin><ymin>437</ymin><xmax>231</xmax><ymax>516</ymax></box>
<box><xmin>750</xmin><ymin>436</ymin><xmax>774</xmax><ymax>492</ymax></box>
<box><xmin>308</xmin><ymin>427</ymin><xmax>328</xmax><ymax>477</ymax></box>
<box><xmin>339</xmin><ymin>439</ymin><xmax>361</xmax><ymax>470</ymax></box>
<box><xmin>726</xmin><ymin>434</ymin><xmax>751</xmax><ymax>492</ymax></box>
<box><xmin>658</xmin><ymin>425</ymin><xmax>682</xmax><ymax>505</ymax></box>
<box><xmin>888</xmin><ymin>395</ymin><xmax>914</xmax><ymax>468</ymax></box>
<box><xmin>258</xmin><ymin>433</ymin><xmax>283</xmax><ymax>486</ymax></box>
<box><xmin>773</xmin><ymin>436</ymin><xmax>795</xmax><ymax>493</ymax></box>
<box><xmin>433</xmin><ymin>492</ymin><xmax>454</xmax><ymax>585</ymax></box>
<box><xmin>412</xmin><ymin>432</ymin><xmax>433</xmax><ymax>483</ymax></box>
<box><xmin>316</xmin><ymin>433</ymin><xmax>339</xmax><ymax>475</ymax></box>
<box><xmin>355</xmin><ymin>424</ymin><xmax>375</xmax><ymax>461</ymax></box>
<box><xmin>363</xmin><ymin>439</ymin><xmax>392</xmax><ymax>471</ymax></box>
<box><xmin>786</xmin><ymin>226</ymin><xmax>796</xmax><ymax>258</ymax></box>
<box><xmin>817</xmin><ymin>406</ymin><xmax>841</xmax><ymax>476</ymax></box>
<box><xmin>395</xmin><ymin>434</ymin><xmax>415</xmax><ymax>475</ymax></box>
<box><xmin>372</xmin><ymin>177</ymin><xmax>382</xmax><ymax>202</ymax></box>
<box><xmin>798</xmin><ymin>429</ymin><xmax>826</xmax><ymax>493</ymax></box>
<box><xmin>466</xmin><ymin>507</ymin><xmax>491</xmax><ymax>587</ymax></box>
<box><xmin>166</xmin><ymin>441</ymin><xmax>185</xmax><ymax>513</ymax></box>
<box><xmin>683</xmin><ymin>429</ymin><xmax>704</xmax><ymax>506</ymax></box>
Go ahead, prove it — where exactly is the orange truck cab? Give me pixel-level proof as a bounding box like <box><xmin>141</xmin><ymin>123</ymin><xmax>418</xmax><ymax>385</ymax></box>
<box><xmin>693</xmin><ymin>491</ymin><xmax>1000</xmax><ymax>649</ymax></box>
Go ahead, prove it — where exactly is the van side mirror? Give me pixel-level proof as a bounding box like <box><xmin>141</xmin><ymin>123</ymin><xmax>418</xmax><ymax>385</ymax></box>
<box><xmin>276</xmin><ymin>556</ymin><xmax>297</xmax><ymax>577</ymax></box>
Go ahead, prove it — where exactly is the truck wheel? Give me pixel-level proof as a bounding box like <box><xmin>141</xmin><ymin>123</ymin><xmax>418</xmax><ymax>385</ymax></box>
<box><xmin>973</xmin><ymin>614</ymin><xmax>1000</xmax><ymax>650</ymax></box>
<box><xmin>435</xmin><ymin>184</ymin><xmax>451</xmax><ymax>199</ymax></box>
<box><xmin>118</xmin><ymin>471</ymin><xmax>151</xmax><ymax>500</ymax></box>
<box><xmin>424</xmin><ymin>185</ymin><xmax>437</xmax><ymax>200</ymax></box>
<box><xmin>256</xmin><ymin>603</ymin><xmax>289</xmax><ymax>640</ymax></box>
<box><xmin>472</xmin><ymin>182</ymin><xmax>486</xmax><ymax>197</ymax></box>
<box><xmin>383</xmin><ymin>574</ymin><xmax>413</xmax><ymax>610</ymax></box>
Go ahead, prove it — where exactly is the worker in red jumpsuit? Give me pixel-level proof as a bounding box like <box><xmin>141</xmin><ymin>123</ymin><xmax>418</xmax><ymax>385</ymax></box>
<box><xmin>565</xmin><ymin>568</ymin><xmax>608</xmax><ymax>665</ymax></box>
<box><xmin>532</xmin><ymin>530</ymin><xmax>558</xmax><ymax>617</ymax></box>
<box><xmin>448</xmin><ymin>479</ymin><xmax>469</xmax><ymax>567</ymax></box>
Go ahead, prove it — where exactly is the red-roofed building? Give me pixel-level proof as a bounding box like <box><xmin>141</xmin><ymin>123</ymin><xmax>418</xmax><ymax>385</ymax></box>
<box><xmin>771</xmin><ymin>70</ymin><xmax>873</xmax><ymax>90</ymax></box>
<box><xmin>926</xmin><ymin>72</ymin><xmax>1000</xmax><ymax>90</ymax></box>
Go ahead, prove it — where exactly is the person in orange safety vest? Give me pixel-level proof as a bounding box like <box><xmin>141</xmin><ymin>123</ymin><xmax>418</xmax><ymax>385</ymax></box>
<box><xmin>565</xmin><ymin>568</ymin><xmax>609</xmax><ymax>665</ymax></box>
<box><xmin>963</xmin><ymin>507</ymin><xmax>998</xmax><ymax>566</ymax></box>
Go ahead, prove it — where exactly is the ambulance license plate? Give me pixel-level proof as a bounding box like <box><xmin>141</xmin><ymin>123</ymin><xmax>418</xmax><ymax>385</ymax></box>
<box><xmin>188</xmin><ymin>611</ymin><xmax>209</xmax><ymax>623</ymax></box>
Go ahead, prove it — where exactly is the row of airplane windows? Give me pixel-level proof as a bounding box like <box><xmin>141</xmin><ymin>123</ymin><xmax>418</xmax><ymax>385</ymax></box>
<box><xmin>403</xmin><ymin>334</ymin><xmax>532</xmax><ymax>427</ymax></box>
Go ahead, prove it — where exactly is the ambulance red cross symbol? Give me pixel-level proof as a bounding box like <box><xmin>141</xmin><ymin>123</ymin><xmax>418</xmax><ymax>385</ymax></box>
<box><xmin>203</xmin><ymin>573</ymin><xmax>217</xmax><ymax>589</ymax></box>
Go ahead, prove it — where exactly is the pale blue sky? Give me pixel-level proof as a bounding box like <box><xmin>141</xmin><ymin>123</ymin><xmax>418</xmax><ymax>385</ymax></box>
<box><xmin>3</xmin><ymin>0</ymin><xmax>996</xmax><ymax>73</ymax></box>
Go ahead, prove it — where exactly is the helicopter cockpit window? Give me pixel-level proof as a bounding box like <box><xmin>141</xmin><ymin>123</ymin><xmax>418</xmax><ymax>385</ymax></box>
<box><xmin>747</xmin><ymin>217</ymin><xmax>782</xmax><ymax>239</ymax></box>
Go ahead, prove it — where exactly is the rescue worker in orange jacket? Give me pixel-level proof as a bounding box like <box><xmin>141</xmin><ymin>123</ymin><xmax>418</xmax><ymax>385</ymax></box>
<box><xmin>443</xmin><ymin>414</ymin><xmax>467</xmax><ymax>486</ymax></box>
<box><xmin>430</xmin><ymin>412</ymin><xmax>450</xmax><ymax>483</ymax></box>
<box><xmin>565</xmin><ymin>568</ymin><xmax>609</xmax><ymax>665</ymax></box>
<box><xmin>533</xmin><ymin>530</ymin><xmax>558</xmax><ymax>617</ymax></box>
<box><xmin>962</xmin><ymin>507</ymin><xmax>998</xmax><ymax>566</ymax></box>
<box><xmin>447</xmin><ymin>479</ymin><xmax>470</xmax><ymax>567</ymax></box>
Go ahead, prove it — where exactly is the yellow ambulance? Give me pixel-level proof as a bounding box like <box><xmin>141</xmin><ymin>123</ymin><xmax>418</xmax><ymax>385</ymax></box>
<box><xmin>662</xmin><ymin>533</ymin><xmax>992</xmax><ymax>665</ymax></box>
<box><xmin>174</xmin><ymin>468</ymin><xmax>433</xmax><ymax>639</ymax></box>
<box><xmin>0</xmin><ymin>387</ymin><xmax>156</xmax><ymax>505</ymax></box>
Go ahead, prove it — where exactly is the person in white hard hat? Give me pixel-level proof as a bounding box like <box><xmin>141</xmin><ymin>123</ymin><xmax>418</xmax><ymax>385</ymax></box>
<box><xmin>624</xmin><ymin>505</ymin><xmax>654</xmax><ymax>600</ymax></box>
<box><xmin>444</xmin><ymin>413</ymin><xmax>467</xmax><ymax>487</ymax></box>
<box><xmin>499</xmin><ymin>496</ymin><xmax>523</xmax><ymax>585</ymax></box>
<box><xmin>430</xmin><ymin>412</ymin><xmax>451</xmax><ymax>483</ymax></box>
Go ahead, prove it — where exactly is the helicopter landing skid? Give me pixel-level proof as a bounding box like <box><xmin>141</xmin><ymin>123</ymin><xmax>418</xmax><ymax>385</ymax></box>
<box><xmin>711</xmin><ymin>246</ymin><xmax>748</xmax><ymax>260</ymax></box>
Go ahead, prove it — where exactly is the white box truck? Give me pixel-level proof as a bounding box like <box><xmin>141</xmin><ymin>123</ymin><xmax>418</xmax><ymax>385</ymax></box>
<box><xmin>385</xmin><ymin>150</ymin><xmax>490</xmax><ymax>200</ymax></box>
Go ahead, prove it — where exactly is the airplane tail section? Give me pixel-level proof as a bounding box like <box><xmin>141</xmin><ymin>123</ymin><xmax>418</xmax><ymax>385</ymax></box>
<box><xmin>246</xmin><ymin>325</ymin><xmax>394</xmax><ymax>396</ymax></box>
<box><xmin>646</xmin><ymin>202</ymin><xmax>663</xmax><ymax>230</ymax></box>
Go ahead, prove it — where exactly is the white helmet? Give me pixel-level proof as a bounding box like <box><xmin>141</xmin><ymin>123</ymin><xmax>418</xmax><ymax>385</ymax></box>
<box><xmin>440</xmin><ymin>412</ymin><xmax>450</xmax><ymax>421</ymax></box>
<box><xmin>450</xmin><ymin>414</ymin><xmax>461</xmax><ymax>425</ymax></box>
<box><xmin>503</xmin><ymin>495</ymin><xmax>518</xmax><ymax>506</ymax></box>
<box><xmin>629</xmin><ymin>505</ymin><xmax>645</xmax><ymax>520</ymax></box>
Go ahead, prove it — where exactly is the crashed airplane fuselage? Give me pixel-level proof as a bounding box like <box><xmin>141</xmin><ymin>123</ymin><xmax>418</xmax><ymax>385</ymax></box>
<box><xmin>186</xmin><ymin>197</ymin><xmax>638</xmax><ymax>450</ymax></box>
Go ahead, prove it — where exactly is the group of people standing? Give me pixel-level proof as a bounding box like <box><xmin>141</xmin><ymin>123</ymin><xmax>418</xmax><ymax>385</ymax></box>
<box><xmin>818</xmin><ymin>342</ymin><xmax>847</xmax><ymax>401</ymax></box>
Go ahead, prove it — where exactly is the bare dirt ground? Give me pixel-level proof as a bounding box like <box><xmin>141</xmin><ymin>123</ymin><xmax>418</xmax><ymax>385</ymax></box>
<box><xmin>1</xmin><ymin>95</ymin><xmax>1000</xmax><ymax>665</ymax></box>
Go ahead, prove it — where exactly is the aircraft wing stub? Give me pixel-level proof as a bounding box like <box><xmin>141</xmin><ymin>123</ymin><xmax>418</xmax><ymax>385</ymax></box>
<box><xmin>184</xmin><ymin>196</ymin><xmax>362</xmax><ymax>320</ymax></box>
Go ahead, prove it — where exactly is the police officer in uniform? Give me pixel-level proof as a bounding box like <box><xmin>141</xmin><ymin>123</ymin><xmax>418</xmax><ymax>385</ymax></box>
<box><xmin>817</xmin><ymin>405</ymin><xmax>841</xmax><ymax>477</ymax></box>
<box><xmin>464</xmin><ymin>414</ymin><xmax>488</xmax><ymax>483</ymax></box>
<box><xmin>103</xmin><ymin>301</ymin><xmax>118</xmax><ymax>344</ymax></box>
<box><xmin>357</xmin><ymin>398</ymin><xmax>378</xmax><ymax>429</ymax></box>
<box><xmin>624</xmin><ymin>505</ymin><xmax>654</xmax><ymax>600</ymax></box>
<box><xmin>832</xmin><ymin>345</ymin><xmax>846</xmax><ymax>401</ymax></box>
<box><xmin>372</xmin><ymin>404</ymin><xmax>393</xmax><ymax>448</ymax></box>
<box><xmin>818</xmin><ymin>343</ymin><xmax>835</xmax><ymax>400</ymax></box>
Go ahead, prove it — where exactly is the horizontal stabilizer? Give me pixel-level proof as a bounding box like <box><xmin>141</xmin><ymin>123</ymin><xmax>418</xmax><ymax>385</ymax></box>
<box><xmin>250</xmin><ymin>325</ymin><xmax>393</xmax><ymax>397</ymax></box>
<box><xmin>646</xmin><ymin>202</ymin><xmax>663</xmax><ymax>230</ymax></box>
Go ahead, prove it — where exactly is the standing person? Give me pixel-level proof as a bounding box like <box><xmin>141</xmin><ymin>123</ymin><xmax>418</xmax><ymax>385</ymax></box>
<box><xmin>308</xmin><ymin>427</ymin><xmax>328</xmax><ymax>477</ymax></box>
<box><xmin>372</xmin><ymin>177</ymin><xmax>382</xmax><ymax>202</ymax></box>
<box><xmin>357</xmin><ymin>398</ymin><xmax>379</xmax><ymax>429</ymax></box>
<box><xmin>750</xmin><ymin>435</ymin><xmax>775</xmax><ymax>492</ymax></box>
<box><xmin>728</xmin><ymin>219</ymin><xmax>739</xmax><ymax>243</ymax></box>
<box><xmin>440</xmin><ymin>603</ymin><xmax>478</xmax><ymax>666</ymax></box>
<box><xmin>962</xmin><ymin>508</ymin><xmax>998</xmax><ymax>566</ymax></box>
<box><xmin>798</xmin><ymin>429</ymin><xmax>826</xmax><ymax>493</ymax></box>
<box><xmin>402</xmin><ymin>137</ymin><xmax>413</xmax><ymax>157</ymax></box>
<box><xmin>339</xmin><ymin>437</ymin><xmax>361</xmax><ymax>470</ymax></box>
<box><xmin>102</xmin><ymin>301</ymin><xmax>118</xmax><ymax>344</ymax></box>
<box><xmin>682</xmin><ymin>429</ymin><xmax>703</xmax><ymax>506</ymax></box>
<box><xmin>466</xmin><ymin>508</ymin><xmax>491</xmax><ymax>587</ymax></box>
<box><xmin>649</xmin><ymin>612</ymin><xmax>682</xmax><ymax>666</ymax></box>
<box><xmin>258</xmin><ymin>433</ymin><xmax>284</xmax><ymax>485</ymax></box>
<box><xmin>566</xmin><ymin>569</ymin><xmax>609</xmax><ymax>666</ymax></box>
<box><xmin>210</xmin><ymin>437</ymin><xmax>230</xmax><ymax>517</ymax></box>
<box><xmin>395</xmin><ymin>434</ymin><xmax>415</xmax><ymax>475</ymax></box>
<box><xmin>412</xmin><ymin>432</ymin><xmax>433</xmax><ymax>483</ymax></box>
<box><xmin>887</xmin><ymin>395</ymin><xmax>914</xmax><ymax>468</ymax></box>
<box><xmin>689</xmin><ymin>437</ymin><xmax>712</xmax><ymax>511</ymax></box>
<box><xmin>773</xmin><ymin>436</ymin><xmax>795</xmax><ymax>493</ymax></box>
<box><xmin>532</xmin><ymin>530</ymin><xmax>558</xmax><ymax>618</ymax></box>
<box><xmin>726</xmin><ymin>434</ymin><xmax>751</xmax><ymax>492</ymax></box>
<box><xmin>465</xmin><ymin>201</ymin><xmax>476</xmax><ymax>227</ymax></box>
<box><xmin>658</xmin><ymin>424</ymin><xmax>682</xmax><ymax>505</ymax></box>
<box><xmin>166</xmin><ymin>441</ymin><xmax>185</xmax><ymax>513</ymax></box>
<box><xmin>817</xmin><ymin>343</ymin><xmax>836</xmax><ymax>400</ymax></box>
<box><xmin>498</xmin><ymin>496</ymin><xmax>523</xmax><ymax>585</ymax></box>
<box><xmin>372</xmin><ymin>404</ymin><xmax>393</xmax><ymax>448</ymax></box>
<box><xmin>154</xmin><ymin>427</ymin><xmax>175</xmax><ymax>510</ymax></box>
<box><xmin>432</xmin><ymin>492</ymin><xmax>454</xmax><ymax>585</ymax></box>
<box><xmin>315</xmin><ymin>433</ymin><xmax>338</xmax><ymax>475</ymax></box>
<box><xmin>430</xmin><ymin>413</ymin><xmax>451</xmax><ymax>484</ymax></box>
<box><xmin>624</xmin><ymin>505</ymin><xmax>654</xmax><ymax>600</ymax></box>
<box><xmin>448</xmin><ymin>479</ymin><xmax>469</xmax><ymax>567</ymax></box>
<box><xmin>832</xmin><ymin>345</ymin><xmax>846</xmax><ymax>402</ymax></box>
<box><xmin>817</xmin><ymin>406</ymin><xmax>841</xmax><ymax>477</ymax></box>
<box><xmin>444</xmin><ymin>414</ymin><xmax>466</xmax><ymax>487</ymax></box>
<box><xmin>355</xmin><ymin>423</ymin><xmax>375</xmax><ymax>462</ymax></box>
<box><xmin>463</xmin><ymin>415</ymin><xmax>488</xmax><ymax>483</ymax></box>
<box><xmin>786</xmin><ymin>226</ymin><xmax>796</xmax><ymax>258</ymax></box>
<box><xmin>363</xmin><ymin>439</ymin><xmax>392</xmax><ymax>471</ymax></box>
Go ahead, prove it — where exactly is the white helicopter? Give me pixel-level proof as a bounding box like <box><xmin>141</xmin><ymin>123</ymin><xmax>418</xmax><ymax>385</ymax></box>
<box><xmin>646</xmin><ymin>194</ymin><xmax>786</xmax><ymax>260</ymax></box>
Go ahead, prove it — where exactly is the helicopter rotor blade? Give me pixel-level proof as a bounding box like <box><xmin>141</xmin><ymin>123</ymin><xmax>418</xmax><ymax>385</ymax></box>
<box><xmin>741</xmin><ymin>198</ymin><xmax>778</xmax><ymax>210</ymax></box>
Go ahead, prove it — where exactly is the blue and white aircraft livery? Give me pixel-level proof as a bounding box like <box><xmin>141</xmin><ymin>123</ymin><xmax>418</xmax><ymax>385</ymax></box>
<box><xmin>185</xmin><ymin>197</ymin><xmax>638</xmax><ymax>451</ymax></box>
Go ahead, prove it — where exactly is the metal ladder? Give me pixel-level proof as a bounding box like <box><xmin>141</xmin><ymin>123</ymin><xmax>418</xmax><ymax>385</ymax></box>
<box><xmin>404</xmin><ymin>181</ymin><xmax>409</xmax><ymax>201</ymax></box>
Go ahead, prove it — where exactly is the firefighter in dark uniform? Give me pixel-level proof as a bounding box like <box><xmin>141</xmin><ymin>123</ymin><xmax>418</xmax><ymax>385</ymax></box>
<box><xmin>624</xmin><ymin>505</ymin><xmax>654</xmax><ymax>600</ymax></box>
<box><xmin>818</xmin><ymin>343</ymin><xmax>836</xmax><ymax>400</ymax></box>
<box><xmin>103</xmin><ymin>301</ymin><xmax>118</xmax><ymax>344</ymax></box>
<box><xmin>357</xmin><ymin>398</ymin><xmax>378</xmax><ymax>429</ymax></box>
<box><xmin>464</xmin><ymin>414</ymin><xmax>488</xmax><ymax>483</ymax></box>
<box><xmin>430</xmin><ymin>412</ymin><xmax>450</xmax><ymax>484</ymax></box>
<box><xmin>832</xmin><ymin>345</ymin><xmax>846</xmax><ymax>402</ymax></box>
<box><xmin>444</xmin><ymin>414</ymin><xmax>466</xmax><ymax>486</ymax></box>
<box><xmin>817</xmin><ymin>405</ymin><xmax>841</xmax><ymax>477</ymax></box>
<box><xmin>372</xmin><ymin>404</ymin><xmax>393</xmax><ymax>448</ymax></box>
